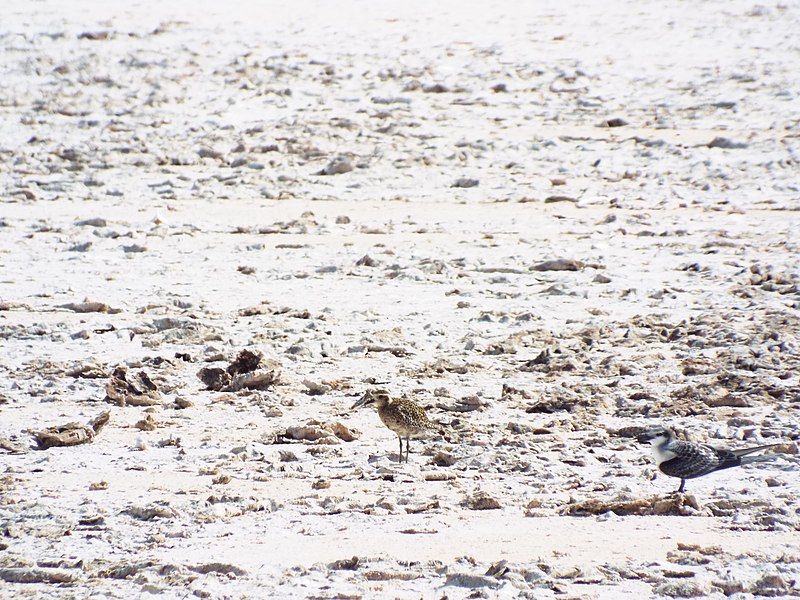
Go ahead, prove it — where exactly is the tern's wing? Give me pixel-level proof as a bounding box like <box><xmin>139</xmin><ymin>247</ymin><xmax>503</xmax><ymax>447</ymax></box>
<box><xmin>657</xmin><ymin>441</ymin><xmax>724</xmax><ymax>479</ymax></box>
<box><xmin>731</xmin><ymin>442</ymin><xmax>782</xmax><ymax>457</ymax></box>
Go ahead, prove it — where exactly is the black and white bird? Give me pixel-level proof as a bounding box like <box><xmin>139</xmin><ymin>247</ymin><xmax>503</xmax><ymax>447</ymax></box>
<box><xmin>638</xmin><ymin>426</ymin><xmax>781</xmax><ymax>493</ymax></box>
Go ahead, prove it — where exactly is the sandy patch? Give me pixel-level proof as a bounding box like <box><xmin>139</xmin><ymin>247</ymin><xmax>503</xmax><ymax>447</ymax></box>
<box><xmin>1</xmin><ymin>0</ymin><xmax>799</xmax><ymax>598</ymax></box>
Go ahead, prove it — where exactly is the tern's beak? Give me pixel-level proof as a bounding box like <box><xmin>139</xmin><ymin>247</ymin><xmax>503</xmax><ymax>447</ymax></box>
<box><xmin>636</xmin><ymin>427</ymin><xmax>667</xmax><ymax>445</ymax></box>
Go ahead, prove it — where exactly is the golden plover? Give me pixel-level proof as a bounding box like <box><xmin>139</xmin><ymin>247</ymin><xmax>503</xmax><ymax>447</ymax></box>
<box><xmin>351</xmin><ymin>389</ymin><xmax>440</xmax><ymax>463</ymax></box>
<box><xmin>638</xmin><ymin>426</ymin><xmax>781</xmax><ymax>493</ymax></box>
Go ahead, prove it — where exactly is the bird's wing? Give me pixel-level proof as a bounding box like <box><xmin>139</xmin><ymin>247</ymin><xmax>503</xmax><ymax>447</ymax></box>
<box><xmin>658</xmin><ymin>441</ymin><xmax>722</xmax><ymax>479</ymax></box>
<box><xmin>395</xmin><ymin>402</ymin><xmax>436</xmax><ymax>431</ymax></box>
<box><xmin>731</xmin><ymin>442</ymin><xmax>782</xmax><ymax>457</ymax></box>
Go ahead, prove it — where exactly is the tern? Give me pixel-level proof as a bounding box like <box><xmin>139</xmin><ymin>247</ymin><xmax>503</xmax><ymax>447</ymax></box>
<box><xmin>638</xmin><ymin>426</ymin><xmax>781</xmax><ymax>493</ymax></box>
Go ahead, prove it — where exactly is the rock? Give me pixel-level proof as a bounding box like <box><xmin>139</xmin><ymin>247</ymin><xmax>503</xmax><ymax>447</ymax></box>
<box><xmin>329</xmin><ymin>556</ymin><xmax>359</xmax><ymax>570</ymax></box>
<box><xmin>530</xmin><ymin>259</ymin><xmax>585</xmax><ymax>272</ymax></box>
<box><xmin>197</xmin><ymin>367</ymin><xmax>231</xmax><ymax>391</ymax></box>
<box><xmin>750</xmin><ymin>573</ymin><xmax>789</xmax><ymax>596</ymax></box>
<box><xmin>76</xmin><ymin>217</ymin><xmax>108</xmax><ymax>227</ymax></box>
<box><xmin>544</xmin><ymin>195</ymin><xmax>577</xmax><ymax>203</ymax></box>
<box><xmin>431</xmin><ymin>451</ymin><xmax>457</xmax><ymax>466</ymax></box>
<box><xmin>485</xmin><ymin>560</ymin><xmax>510</xmax><ymax>578</ymax></box>
<box><xmin>329</xmin><ymin>422</ymin><xmax>359</xmax><ymax>442</ymax></box>
<box><xmin>453</xmin><ymin>395</ymin><xmax>489</xmax><ymax>411</ymax></box>
<box><xmin>190</xmin><ymin>563</ymin><xmax>247</xmax><ymax>577</ymax></box>
<box><xmin>67</xmin><ymin>241</ymin><xmax>93</xmax><ymax>252</ymax></box>
<box><xmin>356</xmin><ymin>254</ymin><xmax>380</xmax><ymax>267</ymax></box>
<box><xmin>560</xmin><ymin>497</ymin><xmax>652</xmax><ymax>517</ymax></box>
<box><xmin>653</xmin><ymin>581</ymin><xmax>710</xmax><ymax>597</ymax></box>
<box><xmin>652</xmin><ymin>494</ymin><xmax>701</xmax><ymax>515</ymax></box>
<box><xmin>302</xmin><ymin>379</ymin><xmax>332</xmax><ymax>395</ymax></box>
<box><xmin>174</xmin><ymin>397</ymin><xmax>193</xmax><ymax>409</ymax></box>
<box><xmin>30</xmin><ymin>411</ymin><xmax>110</xmax><ymax>450</ymax></box>
<box><xmin>707</xmin><ymin>136</ymin><xmax>748</xmax><ymax>149</ymax></box>
<box><xmin>197</xmin><ymin>351</ymin><xmax>278</xmax><ymax>391</ymax></box>
<box><xmin>714</xmin><ymin>577</ymin><xmax>745</xmax><ymax>596</ymax></box>
<box><xmin>134</xmin><ymin>415</ymin><xmax>157</xmax><ymax>431</ymax></box>
<box><xmin>0</xmin><ymin>567</ymin><xmax>77</xmax><ymax>584</ymax></box>
<box><xmin>423</xmin><ymin>83</ymin><xmax>450</xmax><ymax>93</ymax></box>
<box><xmin>197</xmin><ymin>147</ymin><xmax>224</xmax><ymax>159</ymax></box>
<box><xmin>317</xmin><ymin>156</ymin><xmax>353</xmax><ymax>175</ymax></box>
<box><xmin>66</xmin><ymin>363</ymin><xmax>107</xmax><ymax>378</ymax></box>
<box><xmin>463</xmin><ymin>492</ymin><xmax>502</xmax><ymax>510</ymax></box>
<box><xmin>227</xmin><ymin>369</ymin><xmax>279</xmax><ymax>391</ymax></box>
<box><xmin>227</xmin><ymin>349</ymin><xmax>262</xmax><ymax>375</ymax></box>
<box><xmin>59</xmin><ymin>300</ymin><xmax>121</xmax><ymax>313</ymax></box>
<box><xmin>444</xmin><ymin>573</ymin><xmax>500</xmax><ymax>588</ymax></box>
<box><xmin>123</xmin><ymin>505</ymin><xmax>176</xmax><ymax>520</ymax></box>
<box><xmin>451</xmin><ymin>178</ymin><xmax>479</xmax><ymax>188</ymax></box>
<box><xmin>703</xmin><ymin>394</ymin><xmax>750</xmax><ymax>408</ymax></box>
<box><xmin>0</xmin><ymin>436</ymin><xmax>28</xmax><ymax>454</ymax></box>
<box><xmin>284</xmin><ymin>420</ymin><xmax>359</xmax><ymax>443</ymax></box>
<box><xmin>106</xmin><ymin>367</ymin><xmax>160</xmax><ymax>406</ymax></box>
<box><xmin>278</xmin><ymin>450</ymin><xmax>299</xmax><ymax>462</ymax></box>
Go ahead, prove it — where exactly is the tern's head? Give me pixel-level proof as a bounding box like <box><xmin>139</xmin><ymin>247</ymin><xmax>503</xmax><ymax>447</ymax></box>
<box><xmin>351</xmin><ymin>389</ymin><xmax>391</xmax><ymax>410</ymax></box>
<box><xmin>636</xmin><ymin>426</ymin><xmax>675</xmax><ymax>447</ymax></box>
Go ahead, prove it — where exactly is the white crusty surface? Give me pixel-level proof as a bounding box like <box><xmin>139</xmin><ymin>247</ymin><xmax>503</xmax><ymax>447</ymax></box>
<box><xmin>0</xmin><ymin>0</ymin><xmax>799</xmax><ymax>598</ymax></box>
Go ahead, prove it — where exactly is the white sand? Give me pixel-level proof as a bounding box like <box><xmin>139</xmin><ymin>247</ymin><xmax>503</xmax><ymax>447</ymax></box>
<box><xmin>1</xmin><ymin>0</ymin><xmax>799</xmax><ymax>598</ymax></box>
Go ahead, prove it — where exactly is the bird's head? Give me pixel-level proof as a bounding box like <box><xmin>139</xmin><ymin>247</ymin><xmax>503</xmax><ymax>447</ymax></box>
<box><xmin>636</xmin><ymin>425</ymin><xmax>675</xmax><ymax>446</ymax></box>
<box><xmin>351</xmin><ymin>388</ymin><xmax>391</xmax><ymax>410</ymax></box>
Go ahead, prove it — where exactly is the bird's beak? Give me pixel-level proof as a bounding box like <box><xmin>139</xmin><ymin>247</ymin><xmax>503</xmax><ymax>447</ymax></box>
<box><xmin>636</xmin><ymin>428</ymin><xmax>664</xmax><ymax>444</ymax></box>
<box><xmin>351</xmin><ymin>392</ymin><xmax>371</xmax><ymax>410</ymax></box>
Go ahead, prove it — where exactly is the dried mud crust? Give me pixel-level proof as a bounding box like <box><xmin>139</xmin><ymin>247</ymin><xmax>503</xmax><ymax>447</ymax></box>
<box><xmin>1</xmin><ymin>0</ymin><xmax>800</xmax><ymax>598</ymax></box>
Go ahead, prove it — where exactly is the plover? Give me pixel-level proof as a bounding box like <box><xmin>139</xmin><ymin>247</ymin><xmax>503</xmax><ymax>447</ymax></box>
<box><xmin>351</xmin><ymin>389</ymin><xmax>440</xmax><ymax>463</ymax></box>
<box><xmin>638</xmin><ymin>426</ymin><xmax>781</xmax><ymax>493</ymax></box>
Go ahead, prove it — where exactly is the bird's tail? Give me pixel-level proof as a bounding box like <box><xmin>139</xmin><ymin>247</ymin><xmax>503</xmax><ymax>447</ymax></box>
<box><xmin>733</xmin><ymin>444</ymin><xmax>782</xmax><ymax>465</ymax></box>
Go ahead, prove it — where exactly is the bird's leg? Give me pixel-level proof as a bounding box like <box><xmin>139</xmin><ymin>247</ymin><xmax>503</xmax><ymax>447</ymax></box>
<box><xmin>677</xmin><ymin>479</ymin><xmax>686</xmax><ymax>494</ymax></box>
<box><xmin>405</xmin><ymin>437</ymin><xmax>410</xmax><ymax>463</ymax></box>
<box><xmin>398</xmin><ymin>436</ymin><xmax>403</xmax><ymax>463</ymax></box>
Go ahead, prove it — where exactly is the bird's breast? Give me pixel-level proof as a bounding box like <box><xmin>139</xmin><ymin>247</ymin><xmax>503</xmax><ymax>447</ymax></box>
<box><xmin>651</xmin><ymin>441</ymin><xmax>677</xmax><ymax>465</ymax></box>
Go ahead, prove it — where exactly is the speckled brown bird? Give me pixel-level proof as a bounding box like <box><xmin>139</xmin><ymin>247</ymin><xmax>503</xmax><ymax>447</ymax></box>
<box><xmin>351</xmin><ymin>389</ymin><xmax>440</xmax><ymax>463</ymax></box>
